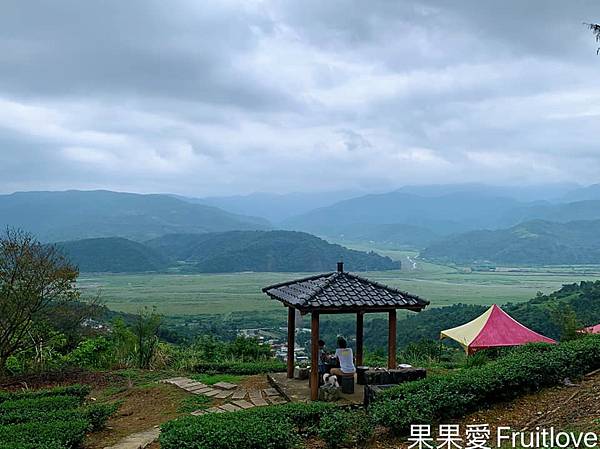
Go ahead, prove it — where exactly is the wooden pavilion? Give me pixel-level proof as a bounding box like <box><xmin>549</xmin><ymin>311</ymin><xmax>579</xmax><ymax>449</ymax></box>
<box><xmin>262</xmin><ymin>262</ymin><xmax>429</xmax><ymax>400</ymax></box>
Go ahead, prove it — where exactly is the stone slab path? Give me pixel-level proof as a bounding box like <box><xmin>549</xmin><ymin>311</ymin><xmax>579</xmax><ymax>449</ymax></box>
<box><xmin>103</xmin><ymin>428</ymin><xmax>160</xmax><ymax>449</ymax></box>
<box><xmin>162</xmin><ymin>376</ymin><xmax>288</xmax><ymax>415</ymax></box>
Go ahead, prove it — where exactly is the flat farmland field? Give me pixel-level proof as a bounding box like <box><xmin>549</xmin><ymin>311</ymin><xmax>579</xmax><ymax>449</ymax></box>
<box><xmin>78</xmin><ymin>255</ymin><xmax>600</xmax><ymax>317</ymax></box>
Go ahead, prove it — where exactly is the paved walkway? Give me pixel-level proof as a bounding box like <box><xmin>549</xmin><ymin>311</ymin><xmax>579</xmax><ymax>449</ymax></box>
<box><xmin>103</xmin><ymin>428</ymin><xmax>160</xmax><ymax>449</ymax></box>
<box><xmin>104</xmin><ymin>377</ymin><xmax>287</xmax><ymax>449</ymax></box>
<box><xmin>162</xmin><ymin>376</ymin><xmax>288</xmax><ymax>415</ymax></box>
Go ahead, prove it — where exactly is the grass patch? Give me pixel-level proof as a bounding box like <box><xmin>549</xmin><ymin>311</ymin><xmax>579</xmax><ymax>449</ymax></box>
<box><xmin>178</xmin><ymin>395</ymin><xmax>212</xmax><ymax>414</ymax></box>
<box><xmin>115</xmin><ymin>369</ymin><xmax>178</xmax><ymax>387</ymax></box>
<box><xmin>191</xmin><ymin>373</ymin><xmax>245</xmax><ymax>385</ymax></box>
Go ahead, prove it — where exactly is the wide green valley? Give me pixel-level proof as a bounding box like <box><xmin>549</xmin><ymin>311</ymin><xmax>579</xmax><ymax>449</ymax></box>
<box><xmin>78</xmin><ymin>250</ymin><xmax>600</xmax><ymax>316</ymax></box>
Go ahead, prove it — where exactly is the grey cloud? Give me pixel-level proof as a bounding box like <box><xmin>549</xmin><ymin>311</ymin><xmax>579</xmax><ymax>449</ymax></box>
<box><xmin>0</xmin><ymin>0</ymin><xmax>600</xmax><ymax>195</ymax></box>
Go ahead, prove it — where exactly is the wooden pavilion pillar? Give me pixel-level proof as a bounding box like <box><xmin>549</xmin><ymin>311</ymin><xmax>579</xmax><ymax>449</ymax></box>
<box><xmin>356</xmin><ymin>312</ymin><xmax>364</xmax><ymax>367</ymax></box>
<box><xmin>310</xmin><ymin>311</ymin><xmax>320</xmax><ymax>401</ymax></box>
<box><xmin>388</xmin><ymin>309</ymin><xmax>397</xmax><ymax>369</ymax></box>
<box><xmin>287</xmin><ymin>306</ymin><xmax>295</xmax><ymax>379</ymax></box>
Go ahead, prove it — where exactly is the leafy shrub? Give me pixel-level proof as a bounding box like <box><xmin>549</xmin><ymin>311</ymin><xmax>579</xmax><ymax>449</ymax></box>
<box><xmin>0</xmin><ymin>384</ymin><xmax>111</xmax><ymax>448</ymax></box>
<box><xmin>82</xmin><ymin>402</ymin><xmax>120</xmax><ymax>431</ymax></box>
<box><xmin>371</xmin><ymin>336</ymin><xmax>600</xmax><ymax>434</ymax></box>
<box><xmin>160</xmin><ymin>413</ymin><xmax>298</xmax><ymax>449</ymax></box>
<box><xmin>251</xmin><ymin>402</ymin><xmax>337</xmax><ymax>434</ymax></box>
<box><xmin>0</xmin><ymin>384</ymin><xmax>90</xmax><ymax>404</ymax></box>
<box><xmin>0</xmin><ymin>409</ymin><xmax>80</xmax><ymax>425</ymax></box>
<box><xmin>0</xmin><ymin>396</ymin><xmax>83</xmax><ymax>413</ymax></box>
<box><xmin>0</xmin><ymin>419</ymin><xmax>89</xmax><ymax>448</ymax></box>
<box><xmin>318</xmin><ymin>410</ymin><xmax>374</xmax><ymax>449</ymax></box>
<box><xmin>0</xmin><ymin>442</ymin><xmax>64</xmax><ymax>449</ymax></box>
<box><xmin>62</xmin><ymin>337</ymin><xmax>113</xmax><ymax>369</ymax></box>
<box><xmin>193</xmin><ymin>360</ymin><xmax>286</xmax><ymax>375</ymax></box>
<box><xmin>160</xmin><ymin>402</ymin><xmax>338</xmax><ymax>449</ymax></box>
<box><xmin>318</xmin><ymin>410</ymin><xmax>354</xmax><ymax>449</ymax></box>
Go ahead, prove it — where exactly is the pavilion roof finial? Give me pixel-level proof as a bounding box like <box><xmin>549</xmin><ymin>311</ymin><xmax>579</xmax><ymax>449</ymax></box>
<box><xmin>337</xmin><ymin>260</ymin><xmax>344</xmax><ymax>273</ymax></box>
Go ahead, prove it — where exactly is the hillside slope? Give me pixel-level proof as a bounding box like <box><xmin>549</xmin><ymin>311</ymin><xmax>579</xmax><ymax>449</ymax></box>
<box><xmin>500</xmin><ymin>199</ymin><xmax>600</xmax><ymax>226</ymax></box>
<box><xmin>0</xmin><ymin>190</ymin><xmax>269</xmax><ymax>241</ymax></box>
<box><xmin>421</xmin><ymin>219</ymin><xmax>600</xmax><ymax>265</ymax></box>
<box><xmin>363</xmin><ymin>280</ymin><xmax>600</xmax><ymax>350</ymax></box>
<box><xmin>146</xmin><ymin>230</ymin><xmax>401</xmax><ymax>272</ymax></box>
<box><xmin>56</xmin><ymin>237</ymin><xmax>169</xmax><ymax>273</ymax></box>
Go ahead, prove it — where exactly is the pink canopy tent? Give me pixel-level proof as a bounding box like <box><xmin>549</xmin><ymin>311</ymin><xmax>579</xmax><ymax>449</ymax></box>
<box><xmin>440</xmin><ymin>304</ymin><xmax>557</xmax><ymax>354</ymax></box>
<box><xmin>580</xmin><ymin>324</ymin><xmax>600</xmax><ymax>334</ymax></box>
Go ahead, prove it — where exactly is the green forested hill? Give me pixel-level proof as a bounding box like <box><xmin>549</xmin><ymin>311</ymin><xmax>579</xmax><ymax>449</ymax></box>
<box><xmin>0</xmin><ymin>190</ymin><xmax>269</xmax><ymax>242</ymax></box>
<box><xmin>145</xmin><ymin>230</ymin><xmax>400</xmax><ymax>272</ymax></box>
<box><xmin>421</xmin><ymin>219</ymin><xmax>600</xmax><ymax>265</ymax></box>
<box><xmin>57</xmin><ymin>237</ymin><xmax>169</xmax><ymax>273</ymax></box>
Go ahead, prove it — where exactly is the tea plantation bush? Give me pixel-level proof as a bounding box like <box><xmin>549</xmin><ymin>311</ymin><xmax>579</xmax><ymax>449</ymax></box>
<box><xmin>0</xmin><ymin>385</ymin><xmax>90</xmax><ymax>404</ymax></box>
<box><xmin>371</xmin><ymin>336</ymin><xmax>600</xmax><ymax>434</ymax></box>
<box><xmin>192</xmin><ymin>360</ymin><xmax>286</xmax><ymax>375</ymax></box>
<box><xmin>0</xmin><ymin>384</ymin><xmax>117</xmax><ymax>448</ymax></box>
<box><xmin>160</xmin><ymin>402</ymin><xmax>337</xmax><ymax>449</ymax></box>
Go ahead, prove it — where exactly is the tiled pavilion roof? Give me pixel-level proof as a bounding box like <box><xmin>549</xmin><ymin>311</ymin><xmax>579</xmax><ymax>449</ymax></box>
<box><xmin>263</xmin><ymin>266</ymin><xmax>429</xmax><ymax>313</ymax></box>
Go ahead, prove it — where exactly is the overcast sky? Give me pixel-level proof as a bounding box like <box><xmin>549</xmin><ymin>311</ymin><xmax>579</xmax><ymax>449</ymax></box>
<box><xmin>1</xmin><ymin>1</ymin><xmax>599</xmax><ymax>196</ymax></box>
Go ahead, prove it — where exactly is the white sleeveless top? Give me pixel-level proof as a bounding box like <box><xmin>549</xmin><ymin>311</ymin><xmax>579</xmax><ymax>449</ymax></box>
<box><xmin>335</xmin><ymin>348</ymin><xmax>355</xmax><ymax>373</ymax></box>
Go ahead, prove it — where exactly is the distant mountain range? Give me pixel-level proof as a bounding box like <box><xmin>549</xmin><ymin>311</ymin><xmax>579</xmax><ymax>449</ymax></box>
<box><xmin>56</xmin><ymin>231</ymin><xmax>400</xmax><ymax>273</ymax></box>
<box><xmin>280</xmin><ymin>188</ymin><xmax>600</xmax><ymax>249</ymax></box>
<box><xmin>421</xmin><ymin>219</ymin><xmax>600</xmax><ymax>265</ymax></box>
<box><xmin>182</xmin><ymin>190</ymin><xmax>362</xmax><ymax>223</ymax></box>
<box><xmin>0</xmin><ymin>190</ymin><xmax>269</xmax><ymax>242</ymax></box>
<box><xmin>4</xmin><ymin>186</ymin><xmax>600</xmax><ymax>268</ymax></box>
<box><xmin>282</xmin><ymin>190</ymin><xmax>523</xmax><ymax>237</ymax></box>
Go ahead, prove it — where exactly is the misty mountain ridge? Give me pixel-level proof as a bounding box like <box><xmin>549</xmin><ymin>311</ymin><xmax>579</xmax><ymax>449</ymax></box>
<box><xmin>0</xmin><ymin>190</ymin><xmax>269</xmax><ymax>242</ymax></box>
<box><xmin>178</xmin><ymin>190</ymin><xmax>365</xmax><ymax>223</ymax></box>
<box><xmin>2</xmin><ymin>185</ymin><xmax>600</xmax><ymax>254</ymax></box>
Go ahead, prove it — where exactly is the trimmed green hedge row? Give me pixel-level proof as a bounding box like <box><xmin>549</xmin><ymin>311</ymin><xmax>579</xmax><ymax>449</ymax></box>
<box><xmin>0</xmin><ymin>409</ymin><xmax>80</xmax><ymax>425</ymax></box>
<box><xmin>0</xmin><ymin>419</ymin><xmax>89</xmax><ymax>449</ymax></box>
<box><xmin>0</xmin><ymin>385</ymin><xmax>90</xmax><ymax>404</ymax></box>
<box><xmin>0</xmin><ymin>396</ymin><xmax>83</xmax><ymax>413</ymax></box>
<box><xmin>160</xmin><ymin>402</ymin><xmax>338</xmax><ymax>449</ymax></box>
<box><xmin>371</xmin><ymin>336</ymin><xmax>600</xmax><ymax>434</ymax></box>
<box><xmin>192</xmin><ymin>360</ymin><xmax>286</xmax><ymax>375</ymax></box>
<box><xmin>0</xmin><ymin>384</ymin><xmax>117</xmax><ymax>448</ymax></box>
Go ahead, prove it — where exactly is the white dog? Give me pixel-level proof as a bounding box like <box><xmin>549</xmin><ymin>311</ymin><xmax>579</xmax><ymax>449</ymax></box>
<box><xmin>322</xmin><ymin>373</ymin><xmax>339</xmax><ymax>388</ymax></box>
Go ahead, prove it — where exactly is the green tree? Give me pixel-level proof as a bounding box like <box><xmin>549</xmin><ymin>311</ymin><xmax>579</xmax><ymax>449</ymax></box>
<box><xmin>550</xmin><ymin>303</ymin><xmax>581</xmax><ymax>341</ymax></box>
<box><xmin>0</xmin><ymin>229</ymin><xmax>79</xmax><ymax>374</ymax></box>
<box><xmin>585</xmin><ymin>22</ymin><xmax>600</xmax><ymax>54</ymax></box>
<box><xmin>133</xmin><ymin>307</ymin><xmax>162</xmax><ymax>369</ymax></box>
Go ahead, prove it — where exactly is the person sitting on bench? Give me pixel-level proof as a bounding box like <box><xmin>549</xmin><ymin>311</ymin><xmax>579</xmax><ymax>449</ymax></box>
<box><xmin>330</xmin><ymin>336</ymin><xmax>355</xmax><ymax>377</ymax></box>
